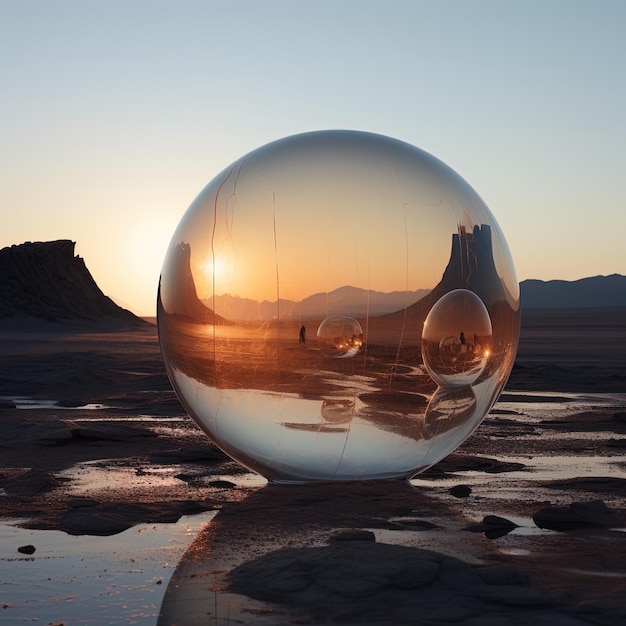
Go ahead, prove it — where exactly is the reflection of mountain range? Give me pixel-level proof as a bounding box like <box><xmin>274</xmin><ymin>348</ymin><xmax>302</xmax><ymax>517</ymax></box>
<box><xmin>203</xmin><ymin>286</ymin><xmax>431</xmax><ymax>322</ymax></box>
<box><xmin>164</xmin><ymin>224</ymin><xmax>510</xmax><ymax>326</ymax></box>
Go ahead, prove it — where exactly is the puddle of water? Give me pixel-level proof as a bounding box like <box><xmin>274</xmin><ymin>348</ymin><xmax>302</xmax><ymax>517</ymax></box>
<box><xmin>493</xmin><ymin>391</ymin><xmax>626</xmax><ymax>421</ymax></box>
<box><xmin>57</xmin><ymin>461</ymin><xmax>192</xmax><ymax>496</ymax></box>
<box><xmin>498</xmin><ymin>547</ymin><xmax>532</xmax><ymax>556</ymax></box>
<box><xmin>1</xmin><ymin>395</ymin><xmax>109</xmax><ymax>410</ymax></box>
<box><xmin>564</xmin><ymin>568</ymin><xmax>626</xmax><ymax>579</ymax></box>
<box><xmin>71</xmin><ymin>416</ymin><xmax>189</xmax><ymax>422</ymax></box>
<box><xmin>494</xmin><ymin>455</ymin><xmax>626</xmax><ymax>482</ymax></box>
<box><xmin>0</xmin><ymin>510</ymin><xmax>217</xmax><ymax>625</ymax></box>
<box><xmin>55</xmin><ymin>460</ymin><xmax>267</xmax><ymax>498</ymax></box>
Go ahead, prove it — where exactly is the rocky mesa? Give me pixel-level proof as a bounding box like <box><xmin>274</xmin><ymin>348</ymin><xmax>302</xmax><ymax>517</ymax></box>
<box><xmin>0</xmin><ymin>240</ymin><xmax>145</xmax><ymax>327</ymax></box>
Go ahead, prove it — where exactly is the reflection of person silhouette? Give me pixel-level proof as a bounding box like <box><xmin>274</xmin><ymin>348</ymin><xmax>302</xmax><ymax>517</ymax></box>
<box><xmin>460</xmin><ymin>331</ymin><xmax>467</xmax><ymax>354</ymax></box>
<box><xmin>299</xmin><ymin>325</ymin><xmax>306</xmax><ymax>346</ymax></box>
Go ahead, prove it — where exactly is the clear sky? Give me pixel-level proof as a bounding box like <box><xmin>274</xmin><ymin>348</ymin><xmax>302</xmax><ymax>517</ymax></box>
<box><xmin>2</xmin><ymin>0</ymin><xmax>625</xmax><ymax>316</ymax></box>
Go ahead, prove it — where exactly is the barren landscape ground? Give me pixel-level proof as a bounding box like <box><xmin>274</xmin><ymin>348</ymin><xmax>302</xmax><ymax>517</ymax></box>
<box><xmin>1</xmin><ymin>307</ymin><xmax>625</xmax><ymax>625</ymax></box>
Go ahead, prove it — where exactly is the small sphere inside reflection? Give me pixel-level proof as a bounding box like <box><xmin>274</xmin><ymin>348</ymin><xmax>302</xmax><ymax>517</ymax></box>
<box><xmin>157</xmin><ymin>130</ymin><xmax>520</xmax><ymax>483</ymax></box>
<box><xmin>317</xmin><ymin>315</ymin><xmax>363</xmax><ymax>358</ymax></box>
<box><xmin>422</xmin><ymin>289</ymin><xmax>493</xmax><ymax>388</ymax></box>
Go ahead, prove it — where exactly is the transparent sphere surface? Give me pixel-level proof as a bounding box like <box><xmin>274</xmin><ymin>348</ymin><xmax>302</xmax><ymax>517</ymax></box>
<box><xmin>422</xmin><ymin>289</ymin><xmax>493</xmax><ymax>388</ymax></box>
<box><xmin>317</xmin><ymin>315</ymin><xmax>363</xmax><ymax>358</ymax></box>
<box><xmin>158</xmin><ymin>130</ymin><xmax>520</xmax><ymax>483</ymax></box>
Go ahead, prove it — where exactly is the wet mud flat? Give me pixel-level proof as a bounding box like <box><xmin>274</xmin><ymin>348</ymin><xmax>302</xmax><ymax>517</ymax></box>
<box><xmin>0</xmin><ymin>311</ymin><xmax>626</xmax><ymax>624</ymax></box>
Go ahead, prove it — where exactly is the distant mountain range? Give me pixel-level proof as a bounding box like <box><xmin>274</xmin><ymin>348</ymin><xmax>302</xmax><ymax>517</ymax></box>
<box><xmin>520</xmin><ymin>274</ymin><xmax>626</xmax><ymax>308</ymax></box>
<box><xmin>207</xmin><ymin>274</ymin><xmax>626</xmax><ymax>320</ymax></box>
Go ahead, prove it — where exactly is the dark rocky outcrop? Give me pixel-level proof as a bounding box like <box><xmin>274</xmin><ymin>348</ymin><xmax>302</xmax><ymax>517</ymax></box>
<box><xmin>0</xmin><ymin>240</ymin><xmax>144</xmax><ymax>325</ymax></box>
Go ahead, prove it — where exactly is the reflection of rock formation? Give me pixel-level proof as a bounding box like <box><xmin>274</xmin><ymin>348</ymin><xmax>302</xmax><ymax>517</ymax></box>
<box><xmin>412</xmin><ymin>224</ymin><xmax>505</xmax><ymax>318</ymax></box>
<box><xmin>158</xmin><ymin>242</ymin><xmax>224</xmax><ymax>324</ymax></box>
<box><xmin>369</xmin><ymin>224</ymin><xmax>518</xmax><ymax>368</ymax></box>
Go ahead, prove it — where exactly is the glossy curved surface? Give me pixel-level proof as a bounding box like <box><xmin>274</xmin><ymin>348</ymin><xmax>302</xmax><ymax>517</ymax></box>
<box><xmin>158</xmin><ymin>130</ymin><xmax>520</xmax><ymax>482</ymax></box>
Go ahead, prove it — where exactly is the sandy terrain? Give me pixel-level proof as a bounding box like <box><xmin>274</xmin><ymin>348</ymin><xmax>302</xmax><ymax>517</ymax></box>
<box><xmin>1</xmin><ymin>308</ymin><xmax>626</xmax><ymax>624</ymax></box>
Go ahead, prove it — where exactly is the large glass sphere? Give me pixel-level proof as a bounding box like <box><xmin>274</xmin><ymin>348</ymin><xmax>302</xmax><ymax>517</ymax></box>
<box><xmin>157</xmin><ymin>130</ymin><xmax>520</xmax><ymax>483</ymax></box>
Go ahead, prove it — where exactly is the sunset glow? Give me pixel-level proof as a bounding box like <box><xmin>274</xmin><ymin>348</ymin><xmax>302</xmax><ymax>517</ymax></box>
<box><xmin>1</xmin><ymin>2</ymin><xmax>624</xmax><ymax>315</ymax></box>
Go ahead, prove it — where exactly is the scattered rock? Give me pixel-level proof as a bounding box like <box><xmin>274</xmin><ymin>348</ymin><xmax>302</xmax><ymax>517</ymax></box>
<box><xmin>70</xmin><ymin>422</ymin><xmax>155</xmax><ymax>441</ymax></box>
<box><xmin>543</xmin><ymin>477</ymin><xmax>626</xmax><ymax>495</ymax></box>
<box><xmin>57</xmin><ymin>399</ymin><xmax>88</xmax><ymax>408</ymax></box>
<box><xmin>533</xmin><ymin>500</ymin><xmax>617</xmax><ymax>531</ymax></box>
<box><xmin>207</xmin><ymin>479</ymin><xmax>236</xmax><ymax>489</ymax></box>
<box><xmin>0</xmin><ymin>419</ymin><xmax>75</xmax><ymax>448</ymax></box>
<box><xmin>425</xmin><ymin>454</ymin><xmax>526</xmax><ymax>477</ymax></box>
<box><xmin>150</xmin><ymin>445</ymin><xmax>226</xmax><ymax>464</ymax></box>
<box><xmin>329</xmin><ymin>530</ymin><xmax>376</xmax><ymax>542</ymax></box>
<box><xmin>607</xmin><ymin>438</ymin><xmax>626</xmax><ymax>448</ymax></box>
<box><xmin>57</xmin><ymin>500</ymin><xmax>213</xmax><ymax>536</ymax></box>
<box><xmin>58</xmin><ymin>505</ymin><xmax>139</xmax><ymax>536</ymax></box>
<box><xmin>449</xmin><ymin>484</ymin><xmax>472</xmax><ymax>498</ymax></box>
<box><xmin>387</xmin><ymin>518</ymin><xmax>439</xmax><ymax>531</ymax></box>
<box><xmin>465</xmin><ymin>515</ymin><xmax>519</xmax><ymax>538</ymax></box>
<box><xmin>40</xmin><ymin>428</ymin><xmax>76</xmax><ymax>445</ymax></box>
<box><xmin>17</xmin><ymin>544</ymin><xmax>36</xmax><ymax>555</ymax></box>
<box><xmin>1</xmin><ymin>469</ymin><xmax>59</xmax><ymax>497</ymax></box>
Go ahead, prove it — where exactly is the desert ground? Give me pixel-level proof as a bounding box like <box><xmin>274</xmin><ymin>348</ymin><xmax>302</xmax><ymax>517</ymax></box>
<box><xmin>1</xmin><ymin>307</ymin><xmax>625</xmax><ymax>625</ymax></box>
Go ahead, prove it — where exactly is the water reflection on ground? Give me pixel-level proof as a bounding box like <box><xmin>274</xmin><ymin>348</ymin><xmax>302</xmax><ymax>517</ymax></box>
<box><xmin>2</xmin><ymin>391</ymin><xmax>625</xmax><ymax>624</ymax></box>
<box><xmin>0</xmin><ymin>512</ymin><xmax>216</xmax><ymax>625</ymax></box>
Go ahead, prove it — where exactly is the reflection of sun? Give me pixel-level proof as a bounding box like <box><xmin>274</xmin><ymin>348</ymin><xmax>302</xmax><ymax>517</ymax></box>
<box><xmin>197</xmin><ymin>254</ymin><xmax>234</xmax><ymax>296</ymax></box>
<box><xmin>200</xmin><ymin>255</ymin><xmax>228</xmax><ymax>281</ymax></box>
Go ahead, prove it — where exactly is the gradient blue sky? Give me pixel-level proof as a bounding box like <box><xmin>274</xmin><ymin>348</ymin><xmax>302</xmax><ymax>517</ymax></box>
<box><xmin>2</xmin><ymin>1</ymin><xmax>625</xmax><ymax>315</ymax></box>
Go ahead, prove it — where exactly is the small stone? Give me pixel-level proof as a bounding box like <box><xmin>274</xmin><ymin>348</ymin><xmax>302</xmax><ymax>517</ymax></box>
<box><xmin>607</xmin><ymin>438</ymin><xmax>626</xmax><ymax>448</ymax></box>
<box><xmin>465</xmin><ymin>515</ymin><xmax>519</xmax><ymax>538</ymax></box>
<box><xmin>449</xmin><ymin>484</ymin><xmax>472</xmax><ymax>498</ymax></box>
<box><xmin>534</xmin><ymin>500</ymin><xmax>616</xmax><ymax>531</ymax></box>
<box><xmin>18</xmin><ymin>544</ymin><xmax>36</xmax><ymax>555</ymax></box>
<box><xmin>208</xmin><ymin>479</ymin><xmax>236</xmax><ymax>489</ymax></box>
<box><xmin>483</xmin><ymin>515</ymin><xmax>518</xmax><ymax>529</ymax></box>
<box><xmin>329</xmin><ymin>530</ymin><xmax>376</xmax><ymax>542</ymax></box>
